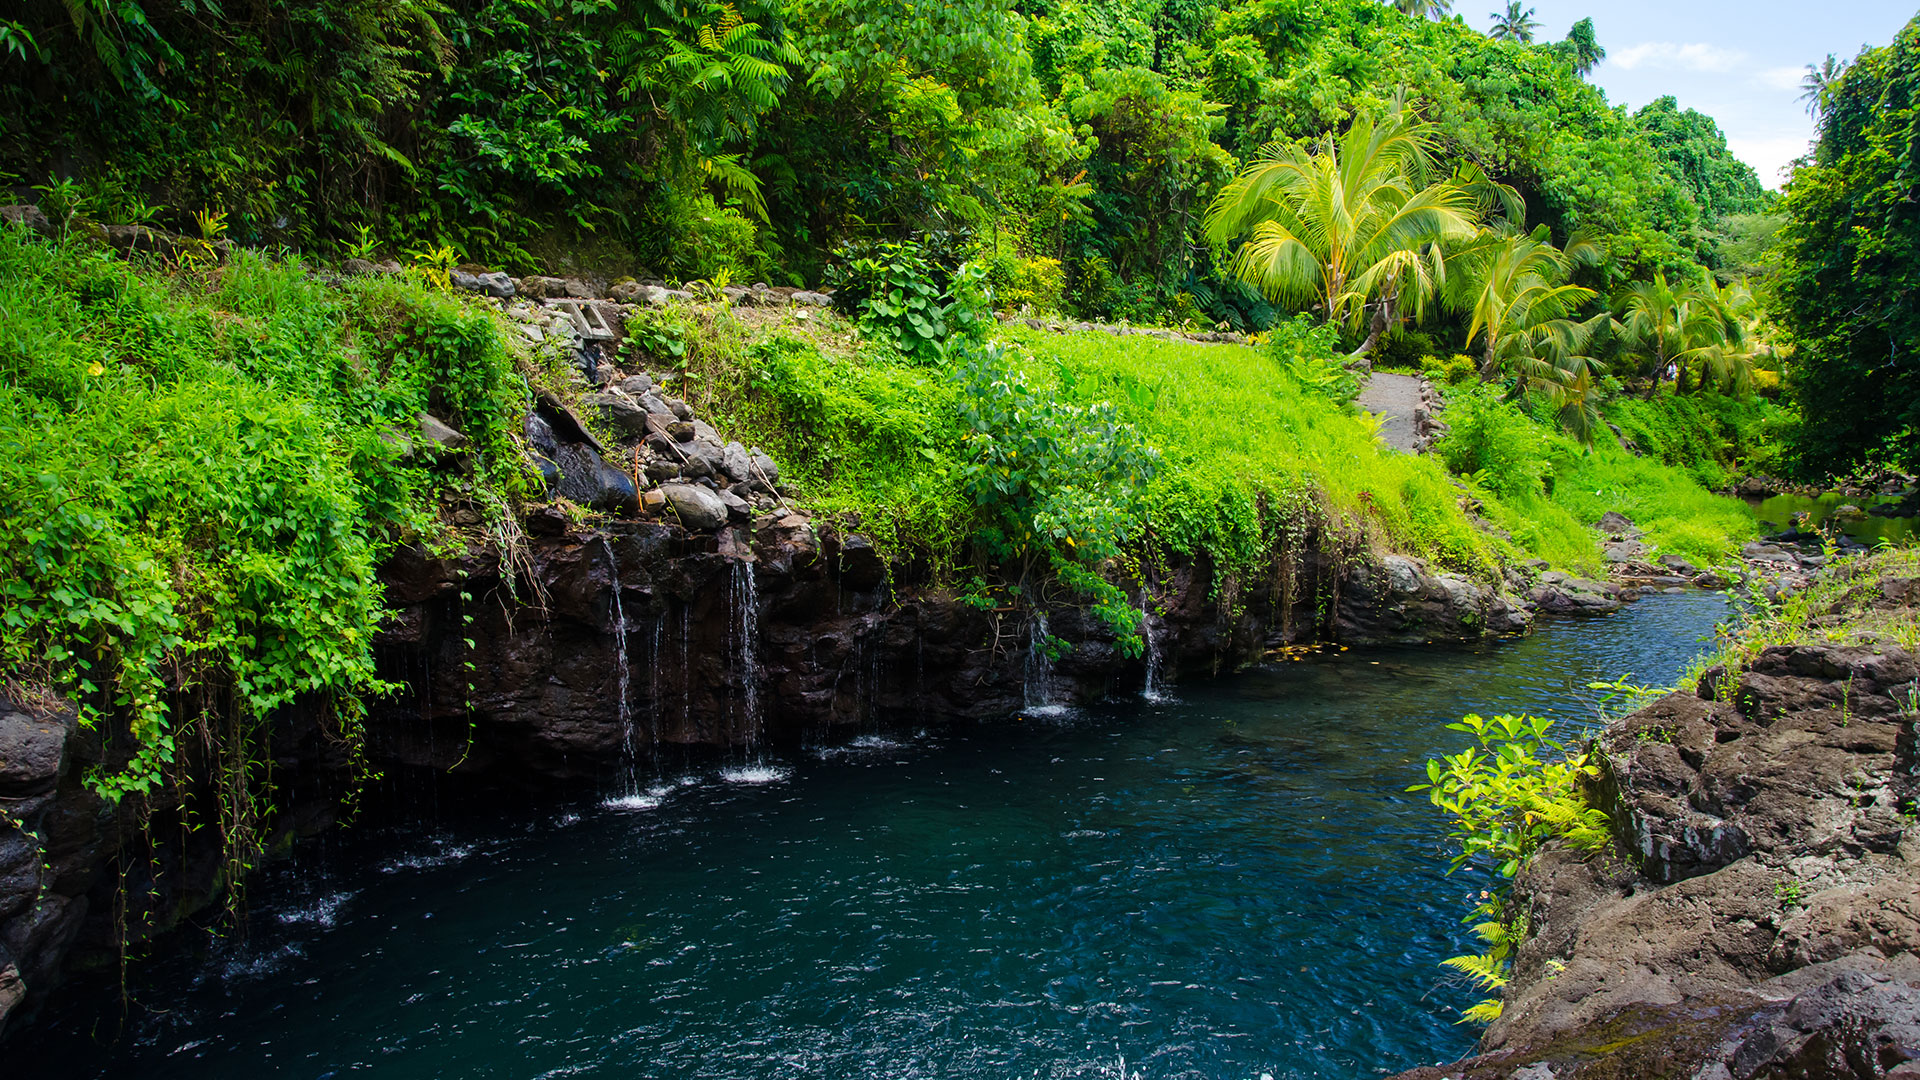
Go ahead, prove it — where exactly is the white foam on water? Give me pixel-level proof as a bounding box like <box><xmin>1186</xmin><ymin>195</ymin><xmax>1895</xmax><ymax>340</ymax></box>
<box><xmin>719</xmin><ymin>763</ymin><xmax>791</xmax><ymax>785</ymax></box>
<box><xmin>378</xmin><ymin>840</ymin><xmax>479</xmax><ymax>875</ymax></box>
<box><xmin>1022</xmin><ymin>703</ymin><xmax>1079</xmax><ymax>720</ymax></box>
<box><xmin>601</xmin><ymin>783</ymin><xmax>676</xmax><ymax>811</ymax></box>
<box><xmin>272</xmin><ymin>889</ymin><xmax>356</xmax><ymax>929</ymax></box>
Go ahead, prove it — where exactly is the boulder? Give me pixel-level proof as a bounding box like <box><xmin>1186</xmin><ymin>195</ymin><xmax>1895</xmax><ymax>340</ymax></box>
<box><xmin>790</xmin><ymin>290</ymin><xmax>833</xmax><ymax>306</ymax></box>
<box><xmin>618</xmin><ymin>374</ymin><xmax>654</xmax><ymax>397</ymax></box>
<box><xmin>0</xmin><ymin>705</ymin><xmax>68</xmax><ymax>798</ymax></box>
<box><xmin>451</xmin><ymin>269</ymin><xmax>515</xmax><ymax>299</ymax></box>
<box><xmin>1595</xmin><ymin>510</ymin><xmax>1642</xmax><ymax>538</ymax></box>
<box><xmin>716</xmin><ymin>486</ymin><xmax>752</xmax><ymax>523</ymax></box>
<box><xmin>660</xmin><ymin>483</ymin><xmax>728</xmax><ymax>531</ymax></box>
<box><xmin>1601</xmin><ymin>539</ymin><xmax>1648</xmax><ymax>563</ymax></box>
<box><xmin>554</xmin><ymin>443</ymin><xmax>638</xmax><ymax>516</ymax></box>
<box><xmin>582</xmin><ymin>392</ymin><xmax>650</xmax><ymax>437</ymax></box>
<box><xmin>1657</xmin><ymin>553</ymin><xmax>1701</xmax><ymax>576</ymax></box>
<box><xmin>0</xmin><ymin>205</ymin><xmax>54</xmax><ymax>237</ymax></box>
<box><xmin>418</xmin><ymin>413</ymin><xmax>469</xmax><ymax>452</ymax></box>
<box><xmin>722</xmin><ymin>441</ymin><xmax>752</xmax><ymax>481</ymax></box>
<box><xmin>749</xmin><ymin>452</ymin><xmax>780</xmax><ymax>485</ymax></box>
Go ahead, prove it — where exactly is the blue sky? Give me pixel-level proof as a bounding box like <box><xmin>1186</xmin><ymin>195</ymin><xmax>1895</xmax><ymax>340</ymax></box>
<box><xmin>1463</xmin><ymin>1</ymin><xmax>1916</xmax><ymax>188</ymax></box>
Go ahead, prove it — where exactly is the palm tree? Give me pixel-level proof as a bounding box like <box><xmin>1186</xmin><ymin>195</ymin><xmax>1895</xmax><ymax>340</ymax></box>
<box><xmin>1390</xmin><ymin>0</ymin><xmax>1455</xmax><ymax>19</ymax></box>
<box><xmin>1445</xmin><ymin>226</ymin><xmax>1611</xmax><ymax>435</ymax></box>
<box><xmin>1489</xmin><ymin>2</ymin><xmax>1539</xmax><ymax>44</ymax></box>
<box><xmin>1799</xmin><ymin>54</ymin><xmax>1845</xmax><ymax>117</ymax></box>
<box><xmin>1564</xmin><ymin>17</ymin><xmax>1605</xmax><ymax>77</ymax></box>
<box><xmin>1620</xmin><ymin>273</ymin><xmax>1726</xmax><ymax>395</ymax></box>
<box><xmin>1684</xmin><ymin>280</ymin><xmax>1768</xmax><ymax>395</ymax></box>
<box><xmin>1204</xmin><ymin>100</ymin><xmax>1481</xmax><ymax>358</ymax></box>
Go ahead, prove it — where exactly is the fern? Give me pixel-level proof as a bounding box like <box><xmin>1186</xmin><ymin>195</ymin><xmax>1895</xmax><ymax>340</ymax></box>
<box><xmin>1442</xmin><ymin>952</ymin><xmax>1509</xmax><ymax>991</ymax></box>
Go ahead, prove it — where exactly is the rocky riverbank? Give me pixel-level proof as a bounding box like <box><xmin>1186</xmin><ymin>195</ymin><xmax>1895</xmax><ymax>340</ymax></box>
<box><xmin>1392</xmin><ymin>550</ymin><xmax>1920</xmax><ymax>1080</ymax></box>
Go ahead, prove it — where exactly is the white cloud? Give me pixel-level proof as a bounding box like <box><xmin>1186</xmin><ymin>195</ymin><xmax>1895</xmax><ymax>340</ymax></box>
<box><xmin>1609</xmin><ymin>42</ymin><xmax>1748</xmax><ymax>74</ymax></box>
<box><xmin>1756</xmin><ymin>65</ymin><xmax>1807</xmax><ymax>91</ymax></box>
<box><xmin>1726</xmin><ymin>135</ymin><xmax>1814</xmax><ymax>191</ymax></box>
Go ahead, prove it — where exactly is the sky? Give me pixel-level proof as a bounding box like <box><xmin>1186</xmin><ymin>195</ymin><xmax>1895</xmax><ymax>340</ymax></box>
<box><xmin>1463</xmin><ymin>1</ymin><xmax>1917</xmax><ymax>189</ymax></box>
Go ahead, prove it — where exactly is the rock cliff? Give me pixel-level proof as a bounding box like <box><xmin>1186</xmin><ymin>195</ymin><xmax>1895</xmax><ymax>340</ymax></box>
<box><xmin>1392</xmin><ymin>561</ymin><xmax>1920</xmax><ymax>1080</ymax></box>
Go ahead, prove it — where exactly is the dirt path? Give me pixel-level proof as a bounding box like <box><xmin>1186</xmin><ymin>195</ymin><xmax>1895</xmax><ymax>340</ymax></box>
<box><xmin>1356</xmin><ymin>371</ymin><xmax>1427</xmax><ymax>454</ymax></box>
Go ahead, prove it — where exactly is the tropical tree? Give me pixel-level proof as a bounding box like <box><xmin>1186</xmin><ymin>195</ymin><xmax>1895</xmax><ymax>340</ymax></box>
<box><xmin>1489</xmin><ymin>3</ymin><xmax>1540</xmax><ymax>44</ymax></box>
<box><xmin>1391</xmin><ymin>0</ymin><xmax>1455</xmax><ymax>19</ymax></box>
<box><xmin>1563</xmin><ymin>17</ymin><xmax>1605</xmax><ymax>77</ymax></box>
<box><xmin>1799</xmin><ymin>53</ymin><xmax>1845</xmax><ymax>117</ymax></box>
<box><xmin>1684</xmin><ymin>280</ymin><xmax>1768</xmax><ymax>395</ymax></box>
<box><xmin>1203</xmin><ymin>99</ymin><xmax>1481</xmax><ymax>358</ymax></box>
<box><xmin>1447</xmin><ymin>225</ymin><xmax>1612</xmax><ymax>435</ymax></box>
<box><xmin>1619</xmin><ymin>272</ymin><xmax>1729</xmax><ymax>394</ymax></box>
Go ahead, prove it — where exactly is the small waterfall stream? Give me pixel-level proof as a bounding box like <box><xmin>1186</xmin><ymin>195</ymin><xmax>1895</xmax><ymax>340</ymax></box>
<box><xmin>1141</xmin><ymin>606</ymin><xmax>1170</xmax><ymax>703</ymax></box>
<box><xmin>733</xmin><ymin>559</ymin><xmax>762</xmax><ymax>753</ymax></box>
<box><xmin>1023</xmin><ymin>611</ymin><xmax>1064</xmax><ymax>716</ymax></box>
<box><xmin>600</xmin><ymin>537</ymin><xmax>639</xmax><ymax>802</ymax></box>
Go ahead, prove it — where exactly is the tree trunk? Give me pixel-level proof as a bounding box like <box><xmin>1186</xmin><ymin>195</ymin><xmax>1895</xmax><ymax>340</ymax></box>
<box><xmin>1348</xmin><ymin>290</ymin><xmax>1397</xmax><ymax>362</ymax></box>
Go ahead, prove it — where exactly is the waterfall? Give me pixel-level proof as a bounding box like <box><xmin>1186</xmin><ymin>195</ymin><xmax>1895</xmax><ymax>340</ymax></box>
<box><xmin>719</xmin><ymin>558</ymin><xmax>788</xmax><ymax>785</ymax></box>
<box><xmin>648</xmin><ymin>613</ymin><xmax>664</xmax><ymax>760</ymax></box>
<box><xmin>679</xmin><ymin>599</ymin><xmax>692</xmax><ymax>733</ymax></box>
<box><xmin>732</xmin><ymin>559</ymin><xmax>762</xmax><ymax>755</ymax></box>
<box><xmin>1023</xmin><ymin>611</ymin><xmax>1062</xmax><ymax>715</ymax></box>
<box><xmin>1141</xmin><ymin>606</ymin><xmax>1171</xmax><ymax>704</ymax></box>
<box><xmin>600</xmin><ymin>537</ymin><xmax>638</xmax><ymax>799</ymax></box>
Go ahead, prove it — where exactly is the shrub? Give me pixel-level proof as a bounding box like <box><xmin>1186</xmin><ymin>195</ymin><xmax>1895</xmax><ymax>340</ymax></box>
<box><xmin>985</xmin><ymin>252</ymin><xmax>1065</xmax><ymax>313</ymax></box>
<box><xmin>956</xmin><ymin>343</ymin><xmax>1159</xmax><ymax>651</ymax></box>
<box><xmin>1412</xmin><ymin>713</ymin><xmax>1611</xmax><ymax>1023</ymax></box>
<box><xmin>825</xmin><ymin>240</ymin><xmax>991</xmax><ymax>363</ymax></box>
<box><xmin>1435</xmin><ymin>387</ymin><xmax>1553</xmax><ymax>499</ymax></box>
<box><xmin>0</xmin><ymin>231</ymin><xmax>531</xmax><ymax>912</ymax></box>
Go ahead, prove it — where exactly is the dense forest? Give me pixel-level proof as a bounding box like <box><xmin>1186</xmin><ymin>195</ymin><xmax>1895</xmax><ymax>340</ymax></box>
<box><xmin>14</xmin><ymin>0</ymin><xmax>1909</xmax><ymax>482</ymax></box>
<box><xmin>2</xmin><ymin>1</ymin><xmax>1919</xmax><ymax>1068</ymax></box>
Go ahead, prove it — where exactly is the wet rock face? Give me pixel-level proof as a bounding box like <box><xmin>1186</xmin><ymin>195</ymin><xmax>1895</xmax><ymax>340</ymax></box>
<box><xmin>367</xmin><ymin>517</ymin><xmax>1536</xmax><ymax>781</ymax></box>
<box><xmin>0</xmin><ymin>700</ymin><xmax>109</xmax><ymax>1035</ymax></box>
<box><xmin>1391</xmin><ymin>632</ymin><xmax>1920</xmax><ymax>1079</ymax></box>
<box><xmin>1335</xmin><ymin>554</ymin><xmax>1532</xmax><ymax>642</ymax></box>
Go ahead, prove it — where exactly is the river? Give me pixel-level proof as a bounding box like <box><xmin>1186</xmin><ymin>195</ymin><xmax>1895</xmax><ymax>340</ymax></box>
<box><xmin>16</xmin><ymin>592</ymin><xmax>1731</xmax><ymax>1080</ymax></box>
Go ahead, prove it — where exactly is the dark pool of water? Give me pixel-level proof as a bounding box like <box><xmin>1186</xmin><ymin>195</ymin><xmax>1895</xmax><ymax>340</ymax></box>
<box><xmin>1747</xmin><ymin>491</ymin><xmax>1917</xmax><ymax>547</ymax></box>
<box><xmin>17</xmin><ymin>593</ymin><xmax>1732</xmax><ymax>1080</ymax></box>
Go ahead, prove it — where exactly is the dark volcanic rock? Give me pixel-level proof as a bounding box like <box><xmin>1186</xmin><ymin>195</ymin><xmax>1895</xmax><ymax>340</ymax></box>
<box><xmin>364</xmin><ymin>512</ymin><xmax>1544</xmax><ymax>784</ymax></box>
<box><xmin>1392</xmin><ymin>592</ymin><xmax>1920</xmax><ymax>1080</ymax></box>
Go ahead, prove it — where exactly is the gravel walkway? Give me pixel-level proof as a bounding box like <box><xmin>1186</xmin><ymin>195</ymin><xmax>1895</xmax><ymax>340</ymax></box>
<box><xmin>1356</xmin><ymin>372</ymin><xmax>1427</xmax><ymax>454</ymax></box>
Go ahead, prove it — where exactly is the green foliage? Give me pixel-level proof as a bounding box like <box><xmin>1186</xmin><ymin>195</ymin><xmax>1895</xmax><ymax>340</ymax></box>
<box><xmin>739</xmin><ymin>332</ymin><xmax>972</xmax><ymax>558</ymax></box>
<box><xmin>1632</xmin><ymin>96</ymin><xmax>1767</xmax><ymax>224</ymax></box>
<box><xmin>1004</xmin><ymin>326</ymin><xmax>1509</xmax><ymax>576</ymax></box>
<box><xmin>1428</xmin><ymin>381</ymin><xmax>1760</xmax><ymax>569</ymax></box>
<box><xmin>0</xmin><ymin>229</ymin><xmax>528</xmax><ymax>907</ymax></box>
<box><xmin>826</xmin><ymin>241</ymin><xmax>989</xmax><ymax>362</ymax></box>
<box><xmin>956</xmin><ymin>344</ymin><xmax>1159</xmax><ymax>649</ymax></box>
<box><xmin>1774</xmin><ymin>12</ymin><xmax>1920</xmax><ymax>476</ymax></box>
<box><xmin>2</xmin><ymin>0</ymin><xmax>1765</xmax><ymax>329</ymax></box>
<box><xmin>1265</xmin><ymin>317</ymin><xmax>1360</xmax><ymax>407</ymax></box>
<box><xmin>1435</xmin><ymin>386</ymin><xmax>1551</xmax><ymax>499</ymax></box>
<box><xmin>1411</xmin><ymin>712</ymin><xmax>1611</xmax><ymax>1023</ymax></box>
<box><xmin>1602</xmin><ymin>392</ymin><xmax>1783</xmax><ymax>491</ymax></box>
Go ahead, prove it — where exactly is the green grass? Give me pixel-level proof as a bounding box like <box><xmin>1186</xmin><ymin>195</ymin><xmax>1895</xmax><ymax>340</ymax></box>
<box><xmin>1603</xmin><ymin>392</ymin><xmax>1788</xmax><ymax>489</ymax></box>
<box><xmin>1001</xmin><ymin>327</ymin><xmax>1509</xmax><ymax>576</ymax></box>
<box><xmin>708</xmin><ymin>319</ymin><xmax>1763</xmax><ymax>583</ymax></box>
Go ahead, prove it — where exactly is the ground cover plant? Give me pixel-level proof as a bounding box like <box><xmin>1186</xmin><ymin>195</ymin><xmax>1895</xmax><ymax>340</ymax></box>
<box><xmin>0</xmin><ymin>226</ymin><xmax>537</xmax><ymax>911</ymax></box>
